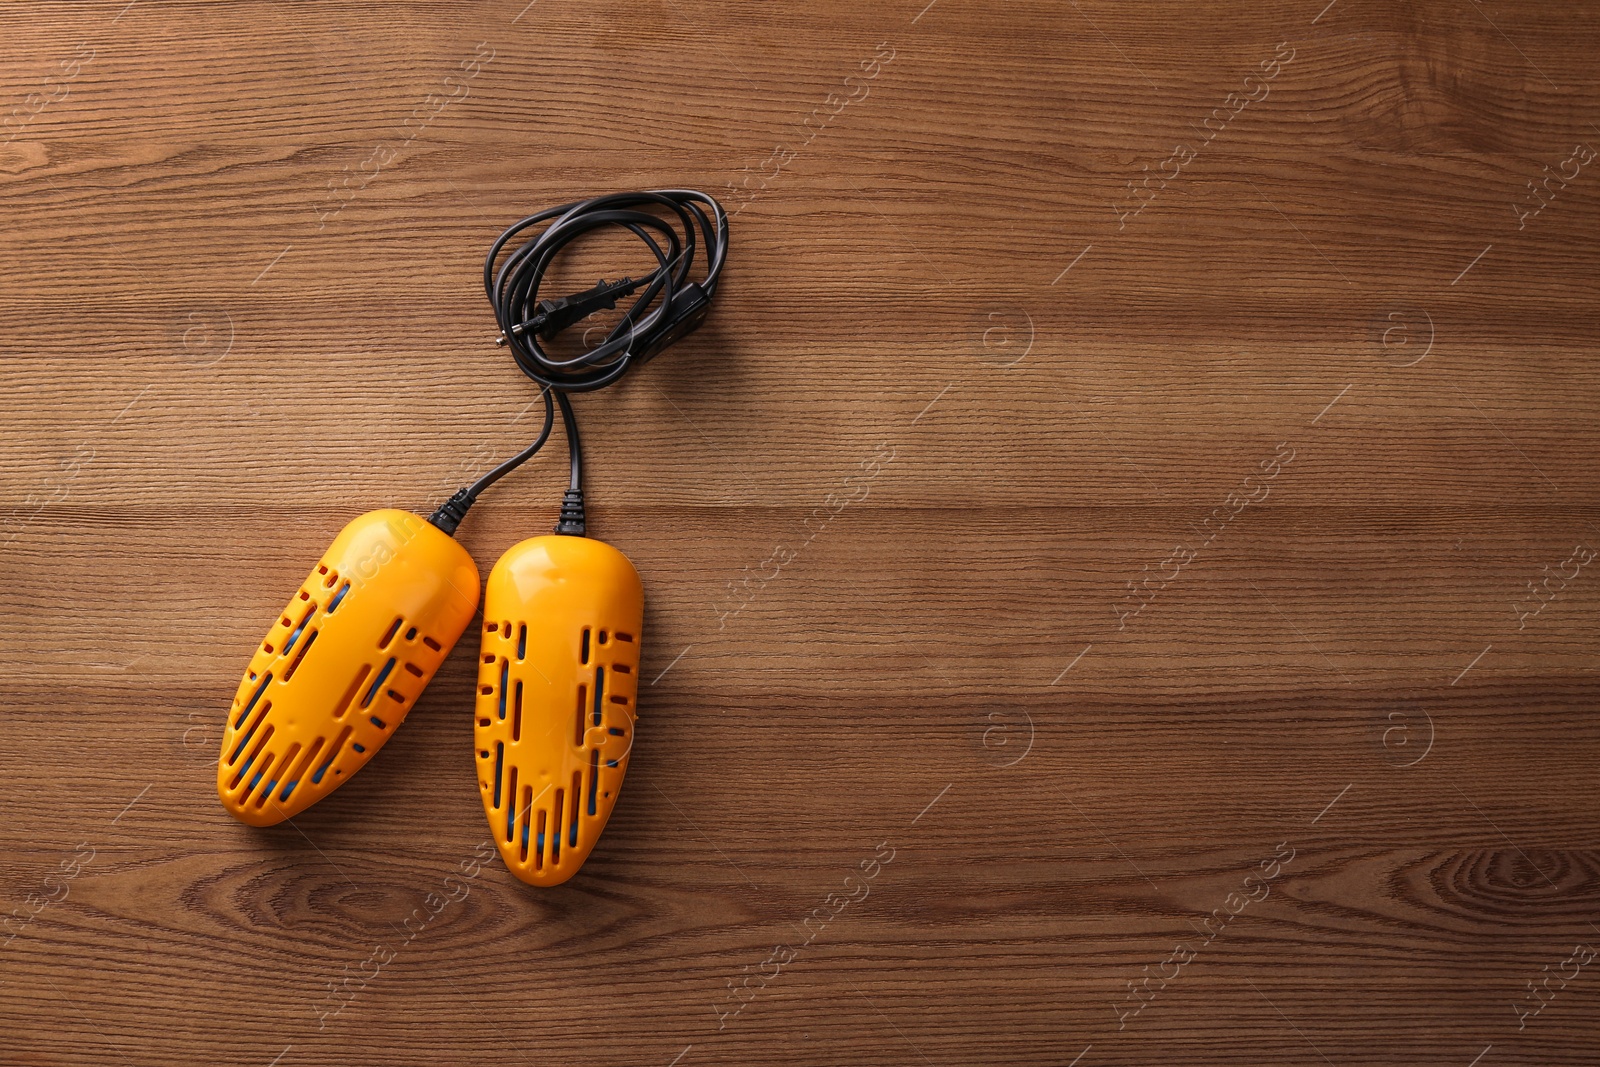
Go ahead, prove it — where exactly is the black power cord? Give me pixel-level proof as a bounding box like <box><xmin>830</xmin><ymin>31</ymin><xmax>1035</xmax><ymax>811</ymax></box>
<box><xmin>428</xmin><ymin>189</ymin><xmax>728</xmax><ymax>538</ymax></box>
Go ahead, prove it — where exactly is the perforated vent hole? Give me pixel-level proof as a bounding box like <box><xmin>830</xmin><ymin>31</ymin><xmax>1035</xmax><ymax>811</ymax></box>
<box><xmin>550</xmin><ymin>788</ymin><xmax>564</xmax><ymax>862</ymax></box>
<box><xmin>568</xmin><ymin>772</ymin><xmax>581</xmax><ymax>848</ymax></box>
<box><xmin>379</xmin><ymin>616</ymin><xmax>403</xmax><ymax>649</ymax></box>
<box><xmin>284</xmin><ymin>606</ymin><xmax>315</xmax><ymax>653</ymax></box>
<box><xmin>282</xmin><ymin>629</ymin><xmax>318</xmax><ymax>680</ymax></box>
<box><xmin>236</xmin><ymin>673</ymin><xmax>273</xmax><ymax>729</ymax></box>
<box><xmin>422</xmin><ymin>635</ymin><xmax>441</xmax><ymax>651</ymax></box>
<box><xmin>278</xmin><ymin>737</ymin><xmax>325</xmax><ymax>802</ymax></box>
<box><xmin>246</xmin><ymin>750</ymin><xmax>278</xmax><ymax>806</ymax></box>
<box><xmin>587</xmin><ymin>750</ymin><xmax>599</xmax><ymax>816</ymax></box>
<box><xmin>229</xmin><ymin>708</ymin><xmax>271</xmax><ymax>768</ymax></box>
<box><xmin>311</xmin><ymin>726</ymin><xmax>353</xmax><ymax>784</ymax></box>
<box><xmin>335</xmin><ymin>663</ymin><xmax>372</xmax><ymax>719</ymax></box>
<box><xmin>505</xmin><ymin>766</ymin><xmax>520</xmax><ymax>844</ymax></box>
<box><xmin>229</xmin><ymin>723</ymin><xmax>274</xmax><ymax>790</ymax></box>
<box><xmin>519</xmin><ymin>784</ymin><xmax>534</xmax><ymax>863</ymax></box>
<box><xmin>492</xmin><ymin>742</ymin><xmax>504</xmax><ymax>808</ymax></box>
<box><xmin>362</xmin><ymin>658</ymin><xmax>397</xmax><ymax>708</ymax></box>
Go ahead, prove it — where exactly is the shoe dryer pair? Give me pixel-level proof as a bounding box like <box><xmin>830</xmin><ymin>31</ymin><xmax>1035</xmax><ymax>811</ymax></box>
<box><xmin>215</xmin><ymin>509</ymin><xmax>642</xmax><ymax>887</ymax></box>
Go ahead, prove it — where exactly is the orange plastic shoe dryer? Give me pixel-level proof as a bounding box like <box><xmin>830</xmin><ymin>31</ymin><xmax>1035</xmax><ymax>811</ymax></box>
<box><xmin>475</xmin><ymin>534</ymin><xmax>643</xmax><ymax>886</ymax></box>
<box><xmin>217</xmin><ymin>510</ymin><xmax>480</xmax><ymax>826</ymax></box>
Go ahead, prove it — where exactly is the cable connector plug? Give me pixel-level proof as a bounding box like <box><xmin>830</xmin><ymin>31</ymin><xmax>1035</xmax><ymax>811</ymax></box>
<box><xmin>523</xmin><ymin>277</ymin><xmax>642</xmax><ymax>341</ymax></box>
<box><xmin>427</xmin><ymin>488</ymin><xmax>477</xmax><ymax>536</ymax></box>
<box><xmin>634</xmin><ymin>282</ymin><xmax>712</xmax><ymax>363</ymax></box>
<box><xmin>553</xmin><ymin>488</ymin><xmax>586</xmax><ymax>537</ymax></box>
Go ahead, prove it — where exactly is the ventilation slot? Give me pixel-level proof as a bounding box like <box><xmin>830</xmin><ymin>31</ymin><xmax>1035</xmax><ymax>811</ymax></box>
<box><xmin>422</xmin><ymin>635</ymin><xmax>441</xmax><ymax>651</ymax></box>
<box><xmin>404</xmin><ymin>626</ymin><xmax>417</xmax><ymax>641</ymax></box>
<box><xmin>612</xmin><ymin>663</ymin><xmax>631</xmax><ymax>675</ymax></box>
<box><xmin>228</xmin><ymin>700</ymin><xmax>272</xmax><ymax>767</ymax></box>
<box><xmin>587</xmin><ymin>750</ymin><xmax>599</xmax><ymax>816</ymax></box>
<box><xmin>568</xmin><ymin>772</ymin><xmax>581</xmax><ymax>848</ymax></box>
<box><xmin>403</xmin><ymin>662</ymin><xmax>424</xmax><ymax>678</ymax></box>
<box><xmin>282</xmin><ymin>630</ymin><xmax>319</xmax><ymax>681</ymax></box>
<box><xmin>310</xmin><ymin>726</ymin><xmax>353</xmax><ymax>784</ymax></box>
<box><xmin>243</xmin><ymin>750</ymin><xmax>278</xmax><ymax>804</ymax></box>
<box><xmin>580</xmin><ymin>627</ymin><xmax>591</xmax><ymax>664</ymax></box>
<box><xmin>230</xmin><ymin>725</ymin><xmax>275</xmax><ymax>791</ymax></box>
<box><xmin>518</xmin><ymin>784</ymin><xmax>534</xmax><ymax>863</ymax></box>
<box><xmin>229</xmin><ymin>710</ymin><xmax>271</xmax><ymax>768</ymax></box>
<box><xmin>327</xmin><ymin>581</ymin><xmax>351</xmax><ymax>614</ymax></box>
<box><xmin>266</xmin><ymin>743</ymin><xmax>302</xmax><ymax>804</ymax></box>
<box><xmin>534</xmin><ymin>809</ymin><xmax>547</xmax><ymax>870</ymax></box>
<box><xmin>497</xmin><ymin>660</ymin><xmax>508</xmax><ymax>720</ymax></box>
<box><xmin>333</xmin><ymin>663</ymin><xmax>371</xmax><ymax>719</ymax></box>
<box><xmin>550</xmin><ymin>788</ymin><xmax>564</xmax><ymax>862</ymax></box>
<box><xmin>283</xmin><ymin>605</ymin><xmax>316</xmax><ymax>654</ymax></box>
<box><xmin>574</xmin><ymin>684</ymin><xmax>587</xmax><ymax>746</ymax></box>
<box><xmin>505</xmin><ymin>766</ymin><xmax>520</xmax><ymax>844</ymax></box>
<box><xmin>512</xmin><ymin>680</ymin><xmax>523</xmax><ymax>742</ymax></box>
<box><xmin>592</xmin><ymin>667</ymin><xmax>605</xmax><ymax>727</ymax></box>
<box><xmin>379</xmin><ymin>616</ymin><xmax>403</xmax><ymax>649</ymax></box>
<box><xmin>362</xmin><ymin>658</ymin><xmax>397</xmax><ymax>708</ymax></box>
<box><xmin>235</xmin><ymin>673</ymin><xmax>273</xmax><ymax>729</ymax></box>
<box><xmin>277</xmin><ymin>738</ymin><xmax>324</xmax><ymax>802</ymax></box>
<box><xmin>517</xmin><ymin>623</ymin><xmax>527</xmax><ymax>661</ymax></box>
<box><xmin>492</xmin><ymin>742</ymin><xmax>504</xmax><ymax>809</ymax></box>
<box><xmin>614</xmin><ymin>632</ymin><xmax>634</xmax><ymax>642</ymax></box>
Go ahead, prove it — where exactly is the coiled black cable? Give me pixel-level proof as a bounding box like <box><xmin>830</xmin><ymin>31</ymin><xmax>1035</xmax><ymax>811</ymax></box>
<box><xmin>428</xmin><ymin>190</ymin><xmax>728</xmax><ymax>538</ymax></box>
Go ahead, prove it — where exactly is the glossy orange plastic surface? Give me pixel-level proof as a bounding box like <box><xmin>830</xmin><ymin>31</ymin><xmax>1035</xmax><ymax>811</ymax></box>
<box><xmin>218</xmin><ymin>509</ymin><xmax>480</xmax><ymax>826</ymax></box>
<box><xmin>476</xmin><ymin>535</ymin><xmax>644</xmax><ymax>886</ymax></box>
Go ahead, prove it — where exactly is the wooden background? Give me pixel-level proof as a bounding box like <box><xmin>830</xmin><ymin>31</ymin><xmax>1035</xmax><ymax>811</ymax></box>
<box><xmin>2</xmin><ymin>0</ymin><xmax>1598</xmax><ymax>1064</ymax></box>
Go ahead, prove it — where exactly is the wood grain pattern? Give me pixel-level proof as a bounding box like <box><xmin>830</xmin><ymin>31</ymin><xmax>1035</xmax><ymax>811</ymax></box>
<box><xmin>3</xmin><ymin>0</ymin><xmax>1599</xmax><ymax>1064</ymax></box>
